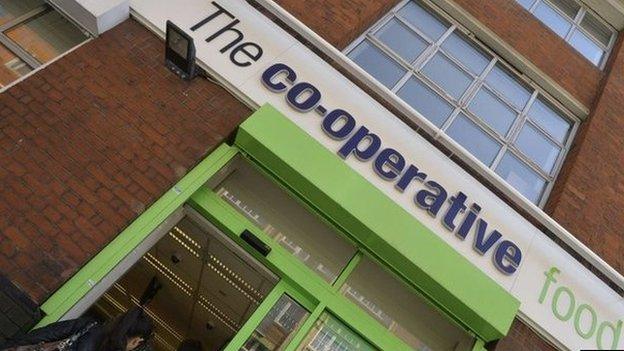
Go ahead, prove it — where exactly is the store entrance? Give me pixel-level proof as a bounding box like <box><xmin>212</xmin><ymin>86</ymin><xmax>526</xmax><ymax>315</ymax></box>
<box><xmin>87</xmin><ymin>208</ymin><xmax>279</xmax><ymax>351</ymax></box>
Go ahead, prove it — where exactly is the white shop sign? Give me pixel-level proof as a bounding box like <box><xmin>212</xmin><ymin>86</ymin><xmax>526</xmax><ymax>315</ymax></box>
<box><xmin>130</xmin><ymin>0</ymin><xmax>624</xmax><ymax>349</ymax></box>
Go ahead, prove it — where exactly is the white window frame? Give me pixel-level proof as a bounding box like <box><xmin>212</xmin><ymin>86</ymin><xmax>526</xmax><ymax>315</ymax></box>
<box><xmin>520</xmin><ymin>0</ymin><xmax>617</xmax><ymax>69</ymax></box>
<box><xmin>344</xmin><ymin>0</ymin><xmax>581</xmax><ymax>208</ymax></box>
<box><xmin>0</xmin><ymin>1</ymin><xmax>91</xmax><ymax>88</ymax></box>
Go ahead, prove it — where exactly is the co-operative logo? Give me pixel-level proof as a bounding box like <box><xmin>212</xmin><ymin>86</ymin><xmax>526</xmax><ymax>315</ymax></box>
<box><xmin>188</xmin><ymin>0</ymin><xmax>523</xmax><ymax>276</ymax></box>
<box><xmin>261</xmin><ymin>62</ymin><xmax>523</xmax><ymax>276</ymax></box>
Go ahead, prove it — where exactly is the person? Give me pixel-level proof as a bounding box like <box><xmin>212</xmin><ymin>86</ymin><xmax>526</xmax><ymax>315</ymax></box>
<box><xmin>177</xmin><ymin>339</ymin><xmax>203</xmax><ymax>351</ymax></box>
<box><xmin>0</xmin><ymin>307</ymin><xmax>153</xmax><ymax>351</ymax></box>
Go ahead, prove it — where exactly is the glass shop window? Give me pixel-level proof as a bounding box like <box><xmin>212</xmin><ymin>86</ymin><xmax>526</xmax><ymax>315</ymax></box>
<box><xmin>296</xmin><ymin>313</ymin><xmax>377</xmax><ymax>351</ymax></box>
<box><xmin>209</xmin><ymin>156</ymin><xmax>358</xmax><ymax>284</ymax></box>
<box><xmin>342</xmin><ymin>257</ymin><xmax>474</xmax><ymax>351</ymax></box>
<box><xmin>0</xmin><ymin>0</ymin><xmax>89</xmax><ymax>88</ymax></box>
<box><xmin>241</xmin><ymin>294</ymin><xmax>309</xmax><ymax>351</ymax></box>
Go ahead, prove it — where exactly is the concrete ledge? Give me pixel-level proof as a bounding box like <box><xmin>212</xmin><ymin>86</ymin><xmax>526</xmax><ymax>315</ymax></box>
<box><xmin>49</xmin><ymin>0</ymin><xmax>129</xmax><ymax>35</ymax></box>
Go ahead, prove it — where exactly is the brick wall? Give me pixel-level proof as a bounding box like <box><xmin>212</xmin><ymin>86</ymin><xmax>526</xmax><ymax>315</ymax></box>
<box><xmin>489</xmin><ymin>319</ymin><xmax>556</xmax><ymax>351</ymax></box>
<box><xmin>545</xmin><ymin>34</ymin><xmax>624</xmax><ymax>275</ymax></box>
<box><xmin>274</xmin><ymin>0</ymin><xmax>400</xmax><ymax>49</ymax></box>
<box><xmin>0</xmin><ymin>20</ymin><xmax>250</xmax><ymax>304</ymax></box>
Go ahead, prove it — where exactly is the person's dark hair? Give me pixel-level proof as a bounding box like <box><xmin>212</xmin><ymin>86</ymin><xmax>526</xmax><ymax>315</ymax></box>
<box><xmin>98</xmin><ymin>307</ymin><xmax>153</xmax><ymax>351</ymax></box>
<box><xmin>177</xmin><ymin>339</ymin><xmax>203</xmax><ymax>351</ymax></box>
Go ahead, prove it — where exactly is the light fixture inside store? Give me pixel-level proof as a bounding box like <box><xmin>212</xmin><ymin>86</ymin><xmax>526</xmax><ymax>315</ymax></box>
<box><xmin>165</xmin><ymin>20</ymin><xmax>199</xmax><ymax>80</ymax></box>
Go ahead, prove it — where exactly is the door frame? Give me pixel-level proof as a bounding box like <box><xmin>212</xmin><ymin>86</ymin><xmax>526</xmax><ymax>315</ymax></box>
<box><xmin>188</xmin><ymin>155</ymin><xmax>478</xmax><ymax>351</ymax></box>
<box><xmin>36</xmin><ymin>109</ymin><xmax>498</xmax><ymax>351</ymax></box>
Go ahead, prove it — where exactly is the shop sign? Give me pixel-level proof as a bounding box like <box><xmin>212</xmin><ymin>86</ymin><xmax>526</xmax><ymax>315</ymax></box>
<box><xmin>130</xmin><ymin>0</ymin><xmax>624</xmax><ymax>349</ymax></box>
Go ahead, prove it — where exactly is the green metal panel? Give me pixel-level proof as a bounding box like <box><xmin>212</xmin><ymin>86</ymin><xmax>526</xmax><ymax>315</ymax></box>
<box><xmin>189</xmin><ymin>189</ymin><xmax>417</xmax><ymax>351</ymax></box>
<box><xmin>36</xmin><ymin>144</ymin><xmax>239</xmax><ymax>327</ymax></box>
<box><xmin>222</xmin><ymin>281</ymin><xmax>289</xmax><ymax>351</ymax></box>
<box><xmin>472</xmin><ymin>339</ymin><xmax>487</xmax><ymax>351</ymax></box>
<box><xmin>234</xmin><ymin>104</ymin><xmax>519</xmax><ymax>341</ymax></box>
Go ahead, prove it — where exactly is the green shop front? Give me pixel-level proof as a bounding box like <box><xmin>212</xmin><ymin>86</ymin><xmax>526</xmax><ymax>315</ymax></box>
<box><xmin>35</xmin><ymin>105</ymin><xmax>518</xmax><ymax>351</ymax></box>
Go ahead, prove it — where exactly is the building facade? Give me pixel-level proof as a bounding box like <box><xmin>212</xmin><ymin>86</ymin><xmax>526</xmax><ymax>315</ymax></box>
<box><xmin>0</xmin><ymin>0</ymin><xmax>623</xmax><ymax>350</ymax></box>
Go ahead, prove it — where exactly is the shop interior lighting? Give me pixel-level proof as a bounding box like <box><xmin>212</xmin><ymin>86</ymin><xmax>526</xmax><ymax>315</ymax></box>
<box><xmin>173</xmin><ymin>226</ymin><xmax>202</xmax><ymax>249</ymax></box>
<box><xmin>171</xmin><ymin>226</ymin><xmax>265</xmax><ymax>300</ymax></box>
<box><xmin>197</xmin><ymin>295</ymin><xmax>239</xmax><ymax>332</ymax></box>
<box><xmin>100</xmin><ymin>290</ymin><xmax>182</xmax><ymax>349</ymax></box>
<box><xmin>143</xmin><ymin>254</ymin><xmax>192</xmax><ymax>296</ymax></box>
<box><xmin>168</xmin><ymin>231</ymin><xmax>201</xmax><ymax>258</ymax></box>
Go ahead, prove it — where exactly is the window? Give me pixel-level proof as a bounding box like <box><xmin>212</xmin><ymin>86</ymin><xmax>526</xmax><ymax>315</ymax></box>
<box><xmin>241</xmin><ymin>294</ymin><xmax>309</xmax><ymax>351</ymax></box>
<box><xmin>517</xmin><ymin>0</ymin><xmax>616</xmax><ymax>67</ymax></box>
<box><xmin>346</xmin><ymin>0</ymin><xmax>578</xmax><ymax>205</ymax></box>
<box><xmin>296</xmin><ymin>313</ymin><xmax>377</xmax><ymax>351</ymax></box>
<box><xmin>342</xmin><ymin>257</ymin><xmax>474</xmax><ymax>350</ymax></box>
<box><xmin>0</xmin><ymin>0</ymin><xmax>89</xmax><ymax>88</ymax></box>
<box><xmin>210</xmin><ymin>156</ymin><xmax>358</xmax><ymax>284</ymax></box>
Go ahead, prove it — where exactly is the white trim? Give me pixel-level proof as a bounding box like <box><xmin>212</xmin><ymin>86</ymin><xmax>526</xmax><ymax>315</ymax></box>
<box><xmin>61</xmin><ymin>208</ymin><xmax>185</xmax><ymax>320</ymax></box>
<box><xmin>249</xmin><ymin>0</ymin><xmax>624</xmax><ymax>295</ymax></box>
<box><xmin>520</xmin><ymin>0</ymin><xmax>617</xmax><ymax>70</ymax></box>
<box><xmin>62</xmin><ymin>205</ymin><xmax>279</xmax><ymax>320</ymax></box>
<box><xmin>579</xmin><ymin>0</ymin><xmax>624</xmax><ymax>30</ymax></box>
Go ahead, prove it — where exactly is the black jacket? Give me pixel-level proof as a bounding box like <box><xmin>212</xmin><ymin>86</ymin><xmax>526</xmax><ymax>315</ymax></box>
<box><xmin>1</xmin><ymin>317</ymin><xmax>103</xmax><ymax>351</ymax></box>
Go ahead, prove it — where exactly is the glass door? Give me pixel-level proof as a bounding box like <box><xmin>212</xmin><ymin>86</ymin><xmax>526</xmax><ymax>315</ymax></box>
<box><xmin>189</xmin><ymin>151</ymin><xmax>479</xmax><ymax>351</ymax></box>
<box><xmin>239</xmin><ymin>294</ymin><xmax>309</xmax><ymax>351</ymax></box>
<box><xmin>88</xmin><ymin>207</ymin><xmax>287</xmax><ymax>351</ymax></box>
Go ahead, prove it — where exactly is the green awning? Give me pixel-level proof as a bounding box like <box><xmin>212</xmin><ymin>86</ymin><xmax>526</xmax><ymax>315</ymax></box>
<box><xmin>235</xmin><ymin>104</ymin><xmax>519</xmax><ymax>341</ymax></box>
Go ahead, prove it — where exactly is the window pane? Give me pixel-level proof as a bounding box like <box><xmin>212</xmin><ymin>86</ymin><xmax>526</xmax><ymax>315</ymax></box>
<box><xmin>569</xmin><ymin>29</ymin><xmax>604</xmax><ymax>66</ymax></box>
<box><xmin>211</xmin><ymin>156</ymin><xmax>357</xmax><ymax>284</ymax></box>
<box><xmin>527</xmin><ymin>98</ymin><xmax>571</xmax><ymax>143</ymax></box>
<box><xmin>349</xmin><ymin>40</ymin><xmax>406</xmax><ymax>88</ymax></box>
<box><xmin>342</xmin><ymin>258</ymin><xmax>474</xmax><ymax>351</ymax></box>
<box><xmin>515</xmin><ymin>124</ymin><xmax>561</xmax><ymax>173</ymax></box>
<box><xmin>296</xmin><ymin>313</ymin><xmax>377</xmax><ymax>351</ymax></box>
<box><xmin>397</xmin><ymin>1</ymin><xmax>449</xmax><ymax>41</ymax></box>
<box><xmin>581</xmin><ymin>12</ymin><xmax>612</xmax><ymax>46</ymax></box>
<box><xmin>517</xmin><ymin>0</ymin><xmax>537</xmax><ymax>10</ymax></box>
<box><xmin>375</xmin><ymin>18</ymin><xmax>428</xmax><ymax>63</ymax></box>
<box><xmin>533</xmin><ymin>1</ymin><xmax>573</xmax><ymax>37</ymax></box>
<box><xmin>0</xmin><ymin>0</ymin><xmax>44</xmax><ymax>26</ymax></box>
<box><xmin>5</xmin><ymin>9</ymin><xmax>88</xmax><ymax>64</ymax></box>
<box><xmin>548</xmin><ymin>0</ymin><xmax>580</xmax><ymax>18</ymax></box>
<box><xmin>447</xmin><ymin>113</ymin><xmax>502</xmax><ymax>166</ymax></box>
<box><xmin>485</xmin><ymin>64</ymin><xmax>532</xmax><ymax>109</ymax></box>
<box><xmin>495</xmin><ymin>152</ymin><xmax>547</xmax><ymax>203</ymax></box>
<box><xmin>0</xmin><ymin>43</ymin><xmax>31</xmax><ymax>87</ymax></box>
<box><xmin>241</xmin><ymin>295</ymin><xmax>308</xmax><ymax>351</ymax></box>
<box><xmin>441</xmin><ymin>32</ymin><xmax>491</xmax><ymax>75</ymax></box>
<box><xmin>397</xmin><ymin>77</ymin><xmax>454</xmax><ymax>127</ymax></box>
<box><xmin>422</xmin><ymin>53</ymin><xmax>473</xmax><ymax>99</ymax></box>
<box><xmin>468</xmin><ymin>87</ymin><xmax>518</xmax><ymax>135</ymax></box>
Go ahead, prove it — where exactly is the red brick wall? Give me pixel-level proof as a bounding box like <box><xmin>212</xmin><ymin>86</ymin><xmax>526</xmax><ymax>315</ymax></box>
<box><xmin>0</xmin><ymin>20</ymin><xmax>250</xmax><ymax>303</ymax></box>
<box><xmin>274</xmin><ymin>0</ymin><xmax>400</xmax><ymax>49</ymax></box>
<box><xmin>545</xmin><ymin>34</ymin><xmax>624</xmax><ymax>274</ymax></box>
<box><xmin>489</xmin><ymin>319</ymin><xmax>556</xmax><ymax>351</ymax></box>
